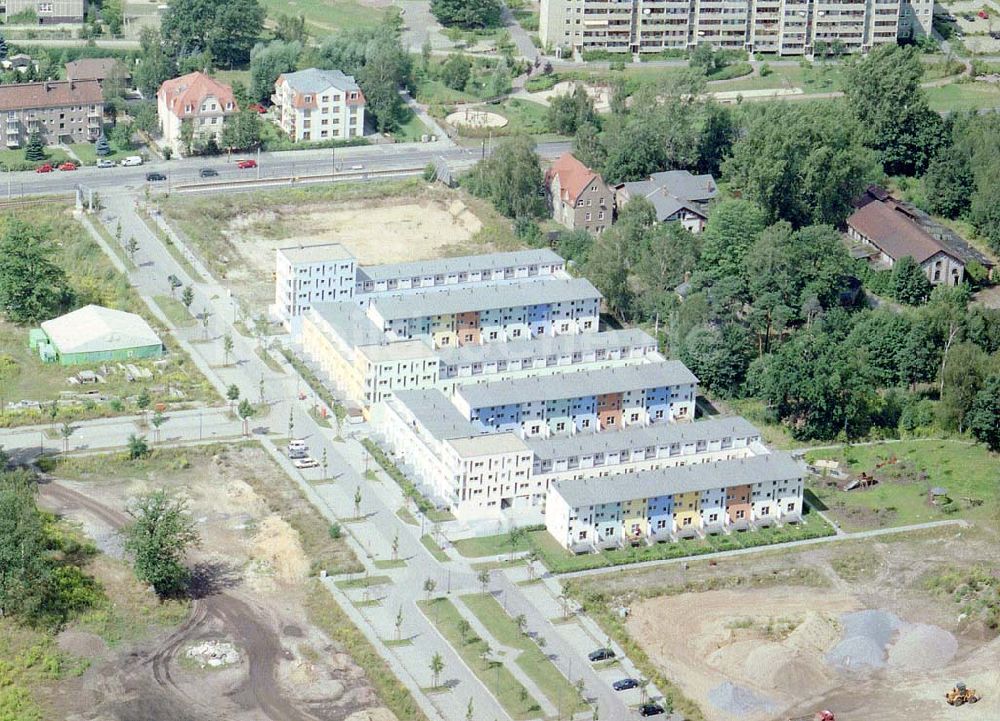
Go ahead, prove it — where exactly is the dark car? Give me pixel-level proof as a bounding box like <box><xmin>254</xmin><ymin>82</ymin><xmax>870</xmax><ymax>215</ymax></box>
<box><xmin>639</xmin><ymin>703</ymin><xmax>664</xmax><ymax>717</ymax></box>
<box><xmin>588</xmin><ymin>648</ymin><xmax>615</xmax><ymax>663</ymax></box>
<box><xmin>613</xmin><ymin>678</ymin><xmax>638</xmax><ymax>691</ymax></box>
<box><xmin>146</xmin><ymin>172</ymin><xmax>166</xmax><ymax>182</ymax></box>
<box><xmin>199</xmin><ymin>168</ymin><xmax>219</xmax><ymax>178</ymax></box>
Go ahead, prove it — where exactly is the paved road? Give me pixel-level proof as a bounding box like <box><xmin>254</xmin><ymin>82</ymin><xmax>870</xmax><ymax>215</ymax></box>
<box><xmin>5</xmin><ymin>140</ymin><xmax>572</xmax><ymax>199</ymax></box>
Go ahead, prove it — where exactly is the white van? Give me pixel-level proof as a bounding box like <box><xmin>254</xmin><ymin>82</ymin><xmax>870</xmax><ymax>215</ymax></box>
<box><xmin>121</xmin><ymin>156</ymin><xmax>143</xmax><ymax>167</ymax></box>
<box><xmin>287</xmin><ymin>439</ymin><xmax>308</xmax><ymax>458</ymax></box>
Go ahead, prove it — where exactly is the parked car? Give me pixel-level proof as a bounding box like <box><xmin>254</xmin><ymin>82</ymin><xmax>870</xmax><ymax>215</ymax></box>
<box><xmin>199</xmin><ymin>168</ymin><xmax>219</xmax><ymax>178</ymax></box>
<box><xmin>588</xmin><ymin>648</ymin><xmax>615</xmax><ymax>663</ymax></box>
<box><xmin>247</xmin><ymin>103</ymin><xmax>267</xmax><ymax>114</ymax></box>
<box><xmin>35</xmin><ymin>164</ymin><xmax>54</xmax><ymax>173</ymax></box>
<box><xmin>612</xmin><ymin>678</ymin><xmax>638</xmax><ymax>691</ymax></box>
<box><xmin>639</xmin><ymin>703</ymin><xmax>664</xmax><ymax>717</ymax></box>
<box><xmin>120</xmin><ymin>155</ymin><xmax>143</xmax><ymax>166</ymax></box>
<box><xmin>292</xmin><ymin>457</ymin><xmax>319</xmax><ymax>469</ymax></box>
<box><xmin>236</xmin><ymin>159</ymin><xmax>257</xmax><ymax>169</ymax></box>
<box><xmin>350</xmin><ymin>164</ymin><xmax>364</xmax><ymax>170</ymax></box>
<box><xmin>96</xmin><ymin>159</ymin><xmax>115</xmax><ymax>168</ymax></box>
<box><xmin>58</xmin><ymin>162</ymin><xmax>77</xmax><ymax>171</ymax></box>
<box><xmin>167</xmin><ymin>274</ymin><xmax>181</xmax><ymax>290</ymax></box>
<box><xmin>146</xmin><ymin>172</ymin><xmax>166</xmax><ymax>182</ymax></box>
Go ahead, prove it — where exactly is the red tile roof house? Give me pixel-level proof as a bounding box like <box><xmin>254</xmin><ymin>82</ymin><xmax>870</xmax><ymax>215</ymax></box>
<box><xmin>545</xmin><ymin>153</ymin><xmax>613</xmax><ymax>236</ymax></box>
<box><xmin>156</xmin><ymin>72</ymin><xmax>237</xmax><ymax>156</ymax></box>
<box><xmin>0</xmin><ymin>80</ymin><xmax>103</xmax><ymax>146</ymax></box>
<box><xmin>846</xmin><ymin>187</ymin><xmax>968</xmax><ymax>286</ymax></box>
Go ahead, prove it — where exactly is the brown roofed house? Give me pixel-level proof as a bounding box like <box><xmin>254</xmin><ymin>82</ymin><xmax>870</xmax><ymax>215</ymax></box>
<box><xmin>65</xmin><ymin>58</ymin><xmax>132</xmax><ymax>87</ymax></box>
<box><xmin>847</xmin><ymin>189</ymin><xmax>968</xmax><ymax>286</ymax></box>
<box><xmin>0</xmin><ymin>80</ymin><xmax>103</xmax><ymax>146</ymax></box>
<box><xmin>156</xmin><ymin>71</ymin><xmax>237</xmax><ymax>155</ymax></box>
<box><xmin>545</xmin><ymin>153</ymin><xmax>613</xmax><ymax>236</ymax></box>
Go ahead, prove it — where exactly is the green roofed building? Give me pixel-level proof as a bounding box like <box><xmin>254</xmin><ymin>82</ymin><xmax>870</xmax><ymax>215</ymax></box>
<box><xmin>31</xmin><ymin>305</ymin><xmax>163</xmax><ymax>365</ymax></box>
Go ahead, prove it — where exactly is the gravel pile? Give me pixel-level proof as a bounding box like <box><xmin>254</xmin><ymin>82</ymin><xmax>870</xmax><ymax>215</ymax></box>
<box><xmin>708</xmin><ymin>681</ymin><xmax>777</xmax><ymax>716</ymax></box>
<box><xmin>888</xmin><ymin>623</ymin><xmax>958</xmax><ymax>671</ymax></box>
<box><xmin>185</xmin><ymin>640</ymin><xmax>241</xmax><ymax>668</ymax></box>
<box><xmin>826</xmin><ymin>610</ymin><xmax>902</xmax><ymax>672</ymax></box>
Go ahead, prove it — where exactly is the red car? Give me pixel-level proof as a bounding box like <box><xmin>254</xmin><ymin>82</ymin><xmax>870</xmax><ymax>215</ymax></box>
<box><xmin>36</xmin><ymin>163</ymin><xmax>54</xmax><ymax>173</ymax></box>
<box><xmin>58</xmin><ymin>162</ymin><xmax>77</xmax><ymax>171</ymax></box>
<box><xmin>247</xmin><ymin>103</ymin><xmax>267</xmax><ymax>114</ymax></box>
<box><xmin>236</xmin><ymin>159</ymin><xmax>257</xmax><ymax>169</ymax></box>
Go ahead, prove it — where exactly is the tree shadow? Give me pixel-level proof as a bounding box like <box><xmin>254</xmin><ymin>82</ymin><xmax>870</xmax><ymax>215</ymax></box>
<box><xmin>188</xmin><ymin>559</ymin><xmax>242</xmax><ymax>599</ymax></box>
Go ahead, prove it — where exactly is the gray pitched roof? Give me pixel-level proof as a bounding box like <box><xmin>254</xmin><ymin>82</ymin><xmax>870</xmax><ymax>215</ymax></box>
<box><xmin>310</xmin><ymin>302</ymin><xmax>384</xmax><ymax>347</ymax></box>
<box><xmin>552</xmin><ymin>452</ymin><xmax>804</xmax><ymax>507</ymax></box>
<box><xmin>390</xmin><ymin>389</ymin><xmax>481</xmax><ymax>439</ymax></box>
<box><xmin>527</xmin><ymin>415</ymin><xmax>761</xmax><ymax>461</ymax></box>
<box><xmin>368</xmin><ymin>277</ymin><xmax>601</xmax><ymax>321</ymax></box>
<box><xmin>456</xmin><ymin>361</ymin><xmax>698</xmax><ymax>408</ymax></box>
<box><xmin>620</xmin><ymin>170</ymin><xmax>717</xmax><ymax>223</ymax></box>
<box><xmin>437</xmin><ymin>328</ymin><xmax>656</xmax><ymax>367</ymax></box>
<box><xmin>358</xmin><ymin>249</ymin><xmax>564</xmax><ymax>284</ymax></box>
<box><xmin>281</xmin><ymin>67</ymin><xmax>360</xmax><ymax>94</ymax></box>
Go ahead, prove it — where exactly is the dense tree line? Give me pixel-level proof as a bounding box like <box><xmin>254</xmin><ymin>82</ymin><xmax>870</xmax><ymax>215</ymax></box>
<box><xmin>431</xmin><ymin>0</ymin><xmax>503</xmax><ymax>29</ymax></box>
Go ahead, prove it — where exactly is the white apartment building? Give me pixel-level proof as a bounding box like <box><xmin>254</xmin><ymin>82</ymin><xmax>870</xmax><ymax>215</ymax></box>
<box><xmin>272</xmin><ymin>68</ymin><xmax>365</xmax><ymax>142</ymax></box>
<box><xmin>273</xmin><ymin>243</ymin><xmax>357</xmax><ymax>333</ymax></box>
<box><xmin>540</xmin><ymin>0</ymin><xmax>930</xmax><ymax>57</ymax></box>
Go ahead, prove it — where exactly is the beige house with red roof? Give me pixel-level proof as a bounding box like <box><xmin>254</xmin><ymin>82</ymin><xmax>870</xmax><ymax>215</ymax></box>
<box><xmin>0</xmin><ymin>79</ymin><xmax>103</xmax><ymax>147</ymax></box>
<box><xmin>273</xmin><ymin>68</ymin><xmax>365</xmax><ymax>142</ymax></box>
<box><xmin>156</xmin><ymin>71</ymin><xmax>237</xmax><ymax>155</ymax></box>
<box><xmin>545</xmin><ymin>153</ymin><xmax>613</xmax><ymax>235</ymax></box>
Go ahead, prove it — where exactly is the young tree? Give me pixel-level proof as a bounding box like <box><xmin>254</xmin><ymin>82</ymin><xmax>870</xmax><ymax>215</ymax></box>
<box><xmin>465</xmin><ymin>698</ymin><xmax>475</xmax><ymax>721</ymax></box>
<box><xmin>477</xmin><ymin>568</ymin><xmax>490</xmax><ymax>594</ymax></box>
<box><xmin>391</xmin><ymin>530</ymin><xmax>399</xmax><ymax>561</ymax></box>
<box><xmin>60</xmin><ymin>421</ymin><xmax>74</xmax><ymax>452</ymax></box>
<box><xmin>181</xmin><ymin>285</ymin><xmax>195</xmax><ymax>311</ymax></box>
<box><xmin>238</xmin><ymin>398</ymin><xmax>255</xmax><ymax>435</ymax></box>
<box><xmin>321</xmin><ymin>448</ymin><xmax>328</xmax><ymax>480</ymax></box>
<box><xmin>0</xmin><ymin>220</ymin><xmax>70</xmax><ymax>324</ymax></box>
<box><xmin>151</xmin><ymin>411</ymin><xmax>166</xmax><ymax>443</ymax></box>
<box><xmin>515</xmin><ymin>613</ymin><xmax>527</xmax><ymax>635</ymax></box>
<box><xmin>395</xmin><ymin>605</ymin><xmax>404</xmax><ymax>640</ymax></box>
<box><xmin>354</xmin><ymin>485</ymin><xmax>362</xmax><ymax>518</ymax></box>
<box><xmin>423</xmin><ymin>576</ymin><xmax>437</xmax><ymax>599</ymax></box>
<box><xmin>508</xmin><ymin>525</ymin><xmax>525</xmax><ymax>561</ymax></box>
<box><xmin>429</xmin><ymin>651</ymin><xmax>444</xmax><ymax>688</ymax></box>
<box><xmin>136</xmin><ymin>387</ymin><xmax>151</xmax><ymax>419</ymax></box>
<box><xmin>24</xmin><ymin>130</ymin><xmax>45</xmax><ymax>162</ymax></box>
<box><xmin>127</xmin><ymin>433</ymin><xmax>150</xmax><ymax>460</ymax></box>
<box><xmin>223</xmin><ymin>334</ymin><xmax>234</xmax><ymax>366</ymax></box>
<box><xmin>125</xmin><ymin>237</ymin><xmax>139</xmax><ymax>264</ymax></box>
<box><xmin>122</xmin><ymin>489</ymin><xmax>200</xmax><ymax>597</ymax></box>
<box><xmin>457</xmin><ymin>617</ymin><xmax>472</xmax><ymax>644</ymax></box>
<box><xmin>226</xmin><ymin>384</ymin><xmax>240</xmax><ymax>412</ymax></box>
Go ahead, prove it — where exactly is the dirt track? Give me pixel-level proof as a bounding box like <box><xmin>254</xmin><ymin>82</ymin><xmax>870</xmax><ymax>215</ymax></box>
<box><xmin>37</xmin><ymin>480</ymin><xmax>322</xmax><ymax>721</ymax></box>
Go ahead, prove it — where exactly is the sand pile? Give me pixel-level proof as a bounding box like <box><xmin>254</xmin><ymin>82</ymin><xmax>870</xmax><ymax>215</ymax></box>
<box><xmin>708</xmin><ymin>681</ymin><xmax>777</xmax><ymax>716</ymax></box>
<box><xmin>252</xmin><ymin>515</ymin><xmax>310</xmax><ymax>582</ymax></box>
<box><xmin>887</xmin><ymin>623</ymin><xmax>958</xmax><ymax>671</ymax></box>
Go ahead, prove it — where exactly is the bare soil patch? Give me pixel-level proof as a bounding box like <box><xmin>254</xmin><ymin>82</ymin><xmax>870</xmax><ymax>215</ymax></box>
<box><xmin>615</xmin><ymin>527</ymin><xmax>1000</xmax><ymax>721</ymax></box>
<box><xmin>35</xmin><ymin>444</ymin><xmax>391</xmax><ymax>721</ymax></box>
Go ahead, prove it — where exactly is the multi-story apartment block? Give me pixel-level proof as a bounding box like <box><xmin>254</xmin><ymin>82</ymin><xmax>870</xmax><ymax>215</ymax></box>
<box><xmin>540</xmin><ymin>0</ymin><xmax>918</xmax><ymax>57</ymax></box>
<box><xmin>452</xmin><ymin>361</ymin><xmax>698</xmax><ymax>437</ymax></box>
<box><xmin>274</xmin><ymin>243</ymin><xmax>358</xmax><ymax>334</ymax></box>
<box><xmin>546</xmin><ymin>452</ymin><xmax>805</xmax><ymax>551</ymax></box>
<box><xmin>0</xmin><ymin>80</ymin><xmax>103</xmax><ymax>147</ymax></box>
<box><xmin>272</xmin><ymin>68</ymin><xmax>366</xmax><ymax>142</ymax></box>
<box><xmin>4</xmin><ymin>0</ymin><xmax>84</xmax><ymax>23</ymax></box>
<box><xmin>546</xmin><ymin>152</ymin><xmax>614</xmax><ymax>235</ymax></box>
<box><xmin>157</xmin><ymin>72</ymin><xmax>237</xmax><ymax>155</ymax></box>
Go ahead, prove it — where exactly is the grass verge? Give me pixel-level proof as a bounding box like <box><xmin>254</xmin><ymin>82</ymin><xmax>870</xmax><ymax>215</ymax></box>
<box><xmin>460</xmin><ymin>592</ymin><xmax>587</xmax><ymax>715</ymax></box>
<box><xmin>306</xmin><ymin>581</ymin><xmax>429</xmax><ymax>721</ymax></box>
<box><xmin>280</xmin><ymin>348</ymin><xmax>347</xmax><ymax>422</ymax></box>
<box><xmin>362</xmin><ymin>439</ymin><xmax>438</xmax><ymax>514</ymax></box>
<box><xmin>421</xmin><ymin>534</ymin><xmax>450</xmax><ymax>563</ymax></box>
<box><xmin>417</xmin><ymin>597</ymin><xmax>542</xmax><ymax>720</ymax></box>
<box><xmin>152</xmin><ymin>294</ymin><xmax>197</xmax><ymax>328</ymax></box>
<box><xmin>453</xmin><ymin>528</ymin><xmax>538</xmax><ymax>558</ymax></box>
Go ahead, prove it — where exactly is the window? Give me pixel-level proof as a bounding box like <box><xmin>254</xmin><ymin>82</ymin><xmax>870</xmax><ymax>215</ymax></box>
<box><xmin>578</xmin><ymin>530</ymin><xmax>587</xmax><ymax>540</ymax></box>
<box><xmin>735</xmin><ymin>509</ymin><xmax>745</xmax><ymax>519</ymax></box>
<box><xmin>682</xmin><ymin>516</ymin><xmax>692</xmax><ymax>526</ymax></box>
<box><xmin>787</xmin><ymin>502</ymin><xmax>796</xmax><ymax>512</ymax></box>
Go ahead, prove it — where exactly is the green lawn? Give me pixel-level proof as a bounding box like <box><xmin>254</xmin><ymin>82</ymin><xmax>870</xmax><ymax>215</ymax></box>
<box><xmin>529</xmin><ymin>511</ymin><xmax>835</xmax><ymax>574</ymax></box>
<box><xmin>461</xmin><ymin>593</ymin><xmax>588</xmax><ymax>716</ymax></box>
<box><xmin>805</xmin><ymin>440</ymin><xmax>1000</xmax><ymax>532</ymax></box>
<box><xmin>335</xmin><ymin>574</ymin><xmax>393</xmax><ymax>590</ymax></box>
<box><xmin>453</xmin><ymin>530</ymin><xmax>534</xmax><ymax>558</ymax></box>
<box><xmin>259</xmin><ymin>0</ymin><xmax>382</xmax><ymax>32</ymax></box>
<box><xmin>421</xmin><ymin>534</ymin><xmax>450</xmax><ymax>562</ymax></box>
<box><xmin>69</xmin><ymin>142</ymin><xmax>132</xmax><ymax>167</ymax></box>
<box><xmin>418</xmin><ymin>597</ymin><xmax>542</xmax><ymax>720</ymax></box>
<box><xmin>0</xmin><ymin>146</ymin><xmax>71</xmax><ymax>171</ymax></box>
<box><xmin>152</xmin><ymin>295</ymin><xmax>197</xmax><ymax>328</ymax></box>
<box><xmin>387</xmin><ymin>108</ymin><xmax>433</xmax><ymax>143</ymax></box>
<box><xmin>925</xmin><ymin>82</ymin><xmax>1000</xmax><ymax>112</ymax></box>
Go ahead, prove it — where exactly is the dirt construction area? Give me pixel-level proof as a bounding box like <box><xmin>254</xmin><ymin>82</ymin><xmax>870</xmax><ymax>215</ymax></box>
<box><xmin>596</xmin><ymin>525</ymin><xmax>1000</xmax><ymax>721</ymax></box>
<box><xmin>36</xmin><ymin>444</ymin><xmax>390</xmax><ymax>721</ymax></box>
